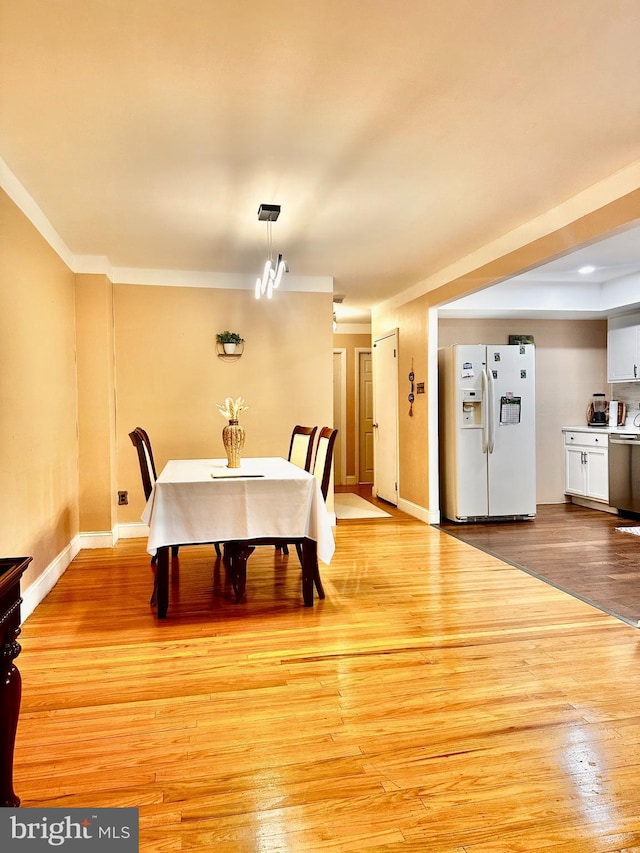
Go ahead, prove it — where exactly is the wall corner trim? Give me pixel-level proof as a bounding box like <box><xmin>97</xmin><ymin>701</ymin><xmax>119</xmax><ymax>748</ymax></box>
<box><xmin>397</xmin><ymin>497</ymin><xmax>438</xmax><ymax>524</ymax></box>
<box><xmin>79</xmin><ymin>530</ymin><xmax>118</xmax><ymax>549</ymax></box>
<box><xmin>117</xmin><ymin>522</ymin><xmax>150</xmax><ymax>540</ymax></box>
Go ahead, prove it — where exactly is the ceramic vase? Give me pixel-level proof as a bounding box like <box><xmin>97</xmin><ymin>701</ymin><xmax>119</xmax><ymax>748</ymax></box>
<box><xmin>222</xmin><ymin>419</ymin><xmax>245</xmax><ymax>468</ymax></box>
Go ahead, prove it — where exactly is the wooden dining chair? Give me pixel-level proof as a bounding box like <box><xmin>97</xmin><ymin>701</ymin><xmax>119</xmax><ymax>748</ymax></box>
<box><xmin>128</xmin><ymin>427</ymin><xmax>222</xmax><ymax>562</ymax></box>
<box><xmin>288</xmin><ymin>425</ymin><xmax>317</xmax><ymax>471</ymax></box>
<box><xmin>312</xmin><ymin>427</ymin><xmax>339</xmax><ymax>501</ymax></box>
<box><xmin>278</xmin><ymin>425</ymin><xmax>318</xmax><ymax>556</ymax></box>
<box><xmin>129</xmin><ymin>427</ymin><xmax>157</xmax><ymax>502</ymax></box>
<box><xmin>303</xmin><ymin>426</ymin><xmax>338</xmax><ymax>597</ymax></box>
<box><xmin>281</xmin><ymin>426</ymin><xmax>338</xmax><ymax>599</ymax></box>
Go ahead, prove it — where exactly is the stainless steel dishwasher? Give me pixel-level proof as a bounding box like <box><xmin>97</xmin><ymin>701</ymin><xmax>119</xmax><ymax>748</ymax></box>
<box><xmin>609</xmin><ymin>432</ymin><xmax>640</xmax><ymax>514</ymax></box>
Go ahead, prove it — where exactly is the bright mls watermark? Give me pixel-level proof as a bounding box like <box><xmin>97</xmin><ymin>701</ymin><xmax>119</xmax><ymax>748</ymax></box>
<box><xmin>0</xmin><ymin>808</ymin><xmax>138</xmax><ymax>851</ymax></box>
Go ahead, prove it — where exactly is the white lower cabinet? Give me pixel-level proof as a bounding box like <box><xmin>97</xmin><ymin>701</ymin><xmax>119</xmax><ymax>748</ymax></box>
<box><xmin>564</xmin><ymin>430</ymin><xmax>609</xmax><ymax>503</ymax></box>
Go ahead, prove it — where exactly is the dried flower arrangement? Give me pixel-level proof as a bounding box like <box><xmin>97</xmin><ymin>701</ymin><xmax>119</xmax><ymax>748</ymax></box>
<box><xmin>217</xmin><ymin>397</ymin><xmax>248</xmax><ymax>422</ymax></box>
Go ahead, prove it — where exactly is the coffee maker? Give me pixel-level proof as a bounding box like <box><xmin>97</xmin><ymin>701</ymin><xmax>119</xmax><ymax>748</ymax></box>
<box><xmin>587</xmin><ymin>393</ymin><xmax>608</xmax><ymax>427</ymax></box>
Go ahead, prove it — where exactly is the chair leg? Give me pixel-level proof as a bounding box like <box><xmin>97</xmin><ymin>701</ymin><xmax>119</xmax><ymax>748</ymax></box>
<box><xmin>223</xmin><ymin>542</ymin><xmax>254</xmax><ymax>602</ymax></box>
<box><xmin>294</xmin><ymin>543</ymin><xmax>303</xmax><ymax>567</ymax></box>
<box><xmin>150</xmin><ymin>551</ymin><xmax>158</xmax><ymax>605</ymax></box>
<box><xmin>215</xmin><ymin>543</ymin><xmax>221</xmax><ymax>558</ymax></box>
<box><xmin>171</xmin><ymin>545</ymin><xmax>179</xmax><ymax>558</ymax></box>
<box><xmin>313</xmin><ymin>560</ymin><xmax>325</xmax><ymax>599</ymax></box>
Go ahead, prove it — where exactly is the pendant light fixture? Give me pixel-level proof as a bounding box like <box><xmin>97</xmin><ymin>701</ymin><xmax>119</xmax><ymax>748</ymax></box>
<box><xmin>255</xmin><ymin>203</ymin><xmax>288</xmax><ymax>299</ymax></box>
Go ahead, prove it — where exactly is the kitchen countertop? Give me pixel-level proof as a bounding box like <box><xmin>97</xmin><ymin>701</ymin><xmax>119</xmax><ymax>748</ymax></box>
<box><xmin>563</xmin><ymin>424</ymin><xmax>640</xmax><ymax>435</ymax></box>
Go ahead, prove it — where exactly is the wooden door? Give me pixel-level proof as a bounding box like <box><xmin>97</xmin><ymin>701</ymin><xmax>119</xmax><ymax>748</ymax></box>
<box><xmin>332</xmin><ymin>350</ymin><xmax>346</xmax><ymax>485</ymax></box>
<box><xmin>358</xmin><ymin>350</ymin><xmax>374</xmax><ymax>483</ymax></box>
<box><xmin>373</xmin><ymin>331</ymin><xmax>398</xmax><ymax>505</ymax></box>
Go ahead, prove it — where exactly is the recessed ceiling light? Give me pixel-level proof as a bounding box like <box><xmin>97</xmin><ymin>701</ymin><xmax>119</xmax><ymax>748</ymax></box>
<box><xmin>578</xmin><ymin>265</ymin><xmax>596</xmax><ymax>274</ymax></box>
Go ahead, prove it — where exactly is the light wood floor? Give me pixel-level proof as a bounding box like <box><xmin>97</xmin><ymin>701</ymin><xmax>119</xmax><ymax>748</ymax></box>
<box><xmin>15</xmin><ymin>502</ymin><xmax>640</xmax><ymax>852</ymax></box>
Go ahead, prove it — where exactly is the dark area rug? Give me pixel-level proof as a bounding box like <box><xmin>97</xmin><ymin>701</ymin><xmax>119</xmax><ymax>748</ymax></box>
<box><xmin>435</xmin><ymin>503</ymin><xmax>640</xmax><ymax>628</ymax></box>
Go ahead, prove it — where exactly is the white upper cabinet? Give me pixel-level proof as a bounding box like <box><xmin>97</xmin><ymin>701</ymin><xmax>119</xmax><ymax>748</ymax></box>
<box><xmin>608</xmin><ymin>314</ymin><xmax>640</xmax><ymax>382</ymax></box>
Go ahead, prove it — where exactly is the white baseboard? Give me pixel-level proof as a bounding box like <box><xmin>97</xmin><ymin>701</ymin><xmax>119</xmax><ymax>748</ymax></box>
<box><xmin>397</xmin><ymin>496</ymin><xmax>438</xmax><ymax>524</ymax></box>
<box><xmin>20</xmin><ymin>524</ymin><xmax>146</xmax><ymax>622</ymax></box>
<box><xmin>117</xmin><ymin>521</ymin><xmax>149</xmax><ymax>539</ymax></box>
<box><xmin>64</xmin><ymin>524</ymin><xmax>147</xmax><ymax>550</ymax></box>
<box><xmin>21</xmin><ymin>535</ymin><xmax>81</xmax><ymax>623</ymax></box>
<box><xmin>567</xmin><ymin>496</ymin><xmax>619</xmax><ymax>515</ymax></box>
<box><xmin>79</xmin><ymin>530</ymin><xmax>118</xmax><ymax>549</ymax></box>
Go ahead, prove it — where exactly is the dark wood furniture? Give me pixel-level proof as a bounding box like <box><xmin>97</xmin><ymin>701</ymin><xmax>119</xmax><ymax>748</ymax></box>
<box><xmin>283</xmin><ymin>426</ymin><xmax>338</xmax><ymax>587</ymax></box>
<box><xmin>129</xmin><ymin>426</ymin><xmax>222</xmax><ymax>565</ymax></box>
<box><xmin>279</xmin><ymin>425</ymin><xmax>318</xmax><ymax>556</ymax></box>
<box><xmin>0</xmin><ymin>555</ymin><xmax>32</xmax><ymax>807</ymax></box>
<box><xmin>129</xmin><ymin>426</ymin><xmax>157</xmax><ymax>501</ymax></box>
<box><xmin>144</xmin><ymin>457</ymin><xmax>334</xmax><ymax>618</ymax></box>
<box><xmin>313</xmin><ymin>427</ymin><xmax>339</xmax><ymax>501</ymax></box>
<box><xmin>156</xmin><ymin>535</ymin><xmax>320</xmax><ymax>617</ymax></box>
<box><xmin>287</xmin><ymin>424</ymin><xmax>317</xmax><ymax>471</ymax></box>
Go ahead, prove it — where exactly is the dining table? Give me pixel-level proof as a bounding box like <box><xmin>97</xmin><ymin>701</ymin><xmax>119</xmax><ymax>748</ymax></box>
<box><xmin>141</xmin><ymin>456</ymin><xmax>335</xmax><ymax>618</ymax></box>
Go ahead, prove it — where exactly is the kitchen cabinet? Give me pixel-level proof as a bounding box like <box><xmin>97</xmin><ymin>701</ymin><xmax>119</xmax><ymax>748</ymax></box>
<box><xmin>607</xmin><ymin>314</ymin><xmax>640</xmax><ymax>382</ymax></box>
<box><xmin>564</xmin><ymin>430</ymin><xmax>609</xmax><ymax>503</ymax></box>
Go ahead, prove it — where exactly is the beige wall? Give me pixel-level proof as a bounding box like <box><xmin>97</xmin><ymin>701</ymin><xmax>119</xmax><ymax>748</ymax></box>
<box><xmin>114</xmin><ymin>284</ymin><xmax>334</xmax><ymax>522</ymax></box>
<box><xmin>0</xmin><ymin>189</ymin><xmax>79</xmax><ymax>589</ymax></box>
<box><xmin>76</xmin><ymin>274</ymin><xmax>117</xmax><ymax>533</ymax></box>
<box><xmin>439</xmin><ymin>319</ymin><xmax>608</xmax><ymax>504</ymax></box>
<box><xmin>372</xmin><ymin>296</ymin><xmax>431</xmax><ymax>508</ymax></box>
<box><xmin>333</xmin><ymin>332</ymin><xmax>371</xmax><ymax>480</ymax></box>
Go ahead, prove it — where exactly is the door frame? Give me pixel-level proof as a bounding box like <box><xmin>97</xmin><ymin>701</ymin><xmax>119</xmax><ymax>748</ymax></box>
<box><xmin>332</xmin><ymin>348</ymin><xmax>347</xmax><ymax>486</ymax></box>
<box><xmin>372</xmin><ymin>328</ymin><xmax>399</xmax><ymax>504</ymax></box>
<box><xmin>355</xmin><ymin>347</ymin><xmax>372</xmax><ymax>485</ymax></box>
<box><xmin>428</xmin><ymin>307</ymin><xmax>440</xmax><ymax>522</ymax></box>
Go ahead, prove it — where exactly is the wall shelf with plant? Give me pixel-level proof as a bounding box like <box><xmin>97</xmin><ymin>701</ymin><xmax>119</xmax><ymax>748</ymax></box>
<box><xmin>216</xmin><ymin>331</ymin><xmax>245</xmax><ymax>360</ymax></box>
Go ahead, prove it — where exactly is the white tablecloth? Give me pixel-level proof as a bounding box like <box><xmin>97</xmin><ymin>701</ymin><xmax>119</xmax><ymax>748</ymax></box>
<box><xmin>142</xmin><ymin>457</ymin><xmax>335</xmax><ymax>565</ymax></box>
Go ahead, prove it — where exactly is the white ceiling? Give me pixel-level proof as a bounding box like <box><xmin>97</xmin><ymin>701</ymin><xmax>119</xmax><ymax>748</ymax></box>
<box><xmin>1</xmin><ymin>0</ymin><xmax>640</xmax><ymax>324</ymax></box>
<box><xmin>439</xmin><ymin>224</ymin><xmax>640</xmax><ymax>318</ymax></box>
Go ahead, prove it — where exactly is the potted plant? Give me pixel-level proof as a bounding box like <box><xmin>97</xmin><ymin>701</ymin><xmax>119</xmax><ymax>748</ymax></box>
<box><xmin>216</xmin><ymin>330</ymin><xmax>244</xmax><ymax>354</ymax></box>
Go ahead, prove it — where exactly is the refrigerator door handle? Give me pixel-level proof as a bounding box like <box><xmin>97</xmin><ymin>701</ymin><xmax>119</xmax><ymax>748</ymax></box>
<box><xmin>481</xmin><ymin>369</ymin><xmax>489</xmax><ymax>453</ymax></box>
<box><xmin>487</xmin><ymin>369</ymin><xmax>495</xmax><ymax>453</ymax></box>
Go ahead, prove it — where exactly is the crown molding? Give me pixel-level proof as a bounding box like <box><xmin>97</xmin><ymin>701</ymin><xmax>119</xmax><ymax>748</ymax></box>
<box><xmin>1</xmin><ymin>155</ymin><xmax>75</xmax><ymax>269</ymax></box>
<box><xmin>110</xmin><ymin>267</ymin><xmax>333</xmax><ymax>292</ymax></box>
<box><xmin>1</xmin><ymin>156</ymin><xmax>333</xmax><ymax>293</ymax></box>
<box><xmin>334</xmin><ymin>324</ymin><xmax>372</xmax><ymax>335</ymax></box>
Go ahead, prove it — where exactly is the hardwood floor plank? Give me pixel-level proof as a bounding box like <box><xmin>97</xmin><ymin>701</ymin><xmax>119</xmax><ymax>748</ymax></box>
<box><xmin>437</xmin><ymin>504</ymin><xmax>640</xmax><ymax>625</ymax></box>
<box><xmin>12</xmin><ymin>504</ymin><xmax>640</xmax><ymax>851</ymax></box>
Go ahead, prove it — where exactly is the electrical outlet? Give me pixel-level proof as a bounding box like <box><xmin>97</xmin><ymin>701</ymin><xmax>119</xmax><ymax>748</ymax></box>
<box><xmin>117</xmin><ymin>491</ymin><xmax>128</xmax><ymax>506</ymax></box>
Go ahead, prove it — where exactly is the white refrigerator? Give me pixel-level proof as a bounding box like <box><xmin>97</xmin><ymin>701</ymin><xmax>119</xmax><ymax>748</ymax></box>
<box><xmin>438</xmin><ymin>344</ymin><xmax>536</xmax><ymax>522</ymax></box>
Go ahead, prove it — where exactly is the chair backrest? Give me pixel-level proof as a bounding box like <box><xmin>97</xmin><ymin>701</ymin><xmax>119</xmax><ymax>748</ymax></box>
<box><xmin>129</xmin><ymin>427</ymin><xmax>157</xmax><ymax>500</ymax></box>
<box><xmin>313</xmin><ymin>427</ymin><xmax>338</xmax><ymax>500</ymax></box>
<box><xmin>288</xmin><ymin>425</ymin><xmax>317</xmax><ymax>471</ymax></box>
